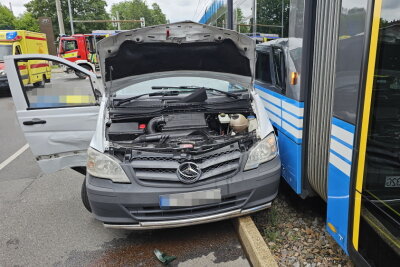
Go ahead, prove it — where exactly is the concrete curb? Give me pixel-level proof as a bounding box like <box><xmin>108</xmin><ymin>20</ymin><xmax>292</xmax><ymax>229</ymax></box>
<box><xmin>233</xmin><ymin>216</ymin><xmax>278</xmax><ymax>267</ymax></box>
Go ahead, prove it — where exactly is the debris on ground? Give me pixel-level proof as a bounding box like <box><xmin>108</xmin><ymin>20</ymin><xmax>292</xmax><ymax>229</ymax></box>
<box><xmin>154</xmin><ymin>249</ymin><xmax>177</xmax><ymax>265</ymax></box>
<box><xmin>252</xmin><ymin>182</ymin><xmax>353</xmax><ymax>267</ymax></box>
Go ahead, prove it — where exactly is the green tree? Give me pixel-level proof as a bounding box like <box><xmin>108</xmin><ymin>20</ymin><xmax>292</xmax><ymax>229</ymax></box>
<box><xmin>25</xmin><ymin>0</ymin><xmax>110</xmax><ymax>36</ymax></box>
<box><xmin>257</xmin><ymin>0</ymin><xmax>290</xmax><ymax>37</ymax></box>
<box><xmin>14</xmin><ymin>12</ymin><xmax>40</xmax><ymax>32</ymax></box>
<box><xmin>111</xmin><ymin>0</ymin><xmax>167</xmax><ymax>30</ymax></box>
<box><xmin>150</xmin><ymin>3</ymin><xmax>167</xmax><ymax>25</ymax></box>
<box><xmin>236</xmin><ymin>8</ymin><xmax>251</xmax><ymax>33</ymax></box>
<box><xmin>0</xmin><ymin>4</ymin><xmax>15</xmax><ymax>30</ymax></box>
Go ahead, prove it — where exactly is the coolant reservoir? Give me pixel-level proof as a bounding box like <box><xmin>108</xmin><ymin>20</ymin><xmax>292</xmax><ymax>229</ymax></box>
<box><xmin>230</xmin><ymin>114</ymin><xmax>248</xmax><ymax>133</ymax></box>
<box><xmin>218</xmin><ymin>113</ymin><xmax>231</xmax><ymax>124</ymax></box>
<box><xmin>247</xmin><ymin>115</ymin><xmax>258</xmax><ymax>132</ymax></box>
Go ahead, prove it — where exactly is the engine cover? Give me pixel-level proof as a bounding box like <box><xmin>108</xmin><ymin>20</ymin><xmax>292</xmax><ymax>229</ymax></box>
<box><xmin>163</xmin><ymin>113</ymin><xmax>207</xmax><ymax>132</ymax></box>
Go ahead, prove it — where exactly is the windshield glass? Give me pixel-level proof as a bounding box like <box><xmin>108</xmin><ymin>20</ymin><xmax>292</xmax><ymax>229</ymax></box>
<box><xmin>0</xmin><ymin>45</ymin><xmax>12</xmax><ymax>61</ymax></box>
<box><xmin>115</xmin><ymin>77</ymin><xmax>247</xmax><ymax>96</ymax></box>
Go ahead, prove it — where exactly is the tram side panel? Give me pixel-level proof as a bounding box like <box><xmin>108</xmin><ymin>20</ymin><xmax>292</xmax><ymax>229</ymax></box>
<box><xmin>325</xmin><ymin>1</ymin><xmax>369</xmax><ymax>253</ymax></box>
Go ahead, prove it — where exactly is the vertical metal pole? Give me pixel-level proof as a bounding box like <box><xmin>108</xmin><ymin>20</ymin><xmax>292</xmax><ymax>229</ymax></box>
<box><xmin>253</xmin><ymin>0</ymin><xmax>257</xmax><ymax>35</ymax></box>
<box><xmin>227</xmin><ymin>0</ymin><xmax>233</xmax><ymax>30</ymax></box>
<box><xmin>116</xmin><ymin>11</ymin><xmax>121</xmax><ymax>30</ymax></box>
<box><xmin>67</xmin><ymin>0</ymin><xmax>74</xmax><ymax>35</ymax></box>
<box><xmin>55</xmin><ymin>0</ymin><xmax>65</xmax><ymax>35</ymax></box>
<box><xmin>281</xmin><ymin>0</ymin><xmax>284</xmax><ymax>37</ymax></box>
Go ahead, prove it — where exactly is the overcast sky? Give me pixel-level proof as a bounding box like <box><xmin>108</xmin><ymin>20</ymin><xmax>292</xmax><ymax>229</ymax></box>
<box><xmin>0</xmin><ymin>0</ymin><xmax>211</xmax><ymax>22</ymax></box>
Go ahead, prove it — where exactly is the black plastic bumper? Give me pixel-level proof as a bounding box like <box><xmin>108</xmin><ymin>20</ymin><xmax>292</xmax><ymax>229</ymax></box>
<box><xmin>86</xmin><ymin>156</ymin><xmax>281</xmax><ymax>228</ymax></box>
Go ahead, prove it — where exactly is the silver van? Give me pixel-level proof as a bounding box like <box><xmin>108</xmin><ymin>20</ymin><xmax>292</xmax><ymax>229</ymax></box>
<box><xmin>5</xmin><ymin>22</ymin><xmax>280</xmax><ymax>229</ymax></box>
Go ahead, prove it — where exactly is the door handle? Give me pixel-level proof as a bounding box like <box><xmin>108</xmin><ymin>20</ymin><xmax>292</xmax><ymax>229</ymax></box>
<box><xmin>23</xmin><ymin>118</ymin><xmax>47</xmax><ymax>125</ymax></box>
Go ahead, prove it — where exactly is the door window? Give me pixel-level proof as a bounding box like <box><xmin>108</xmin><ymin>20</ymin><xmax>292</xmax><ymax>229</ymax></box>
<box><xmin>16</xmin><ymin>59</ymin><xmax>97</xmax><ymax>109</ymax></box>
<box><xmin>0</xmin><ymin>45</ymin><xmax>12</xmax><ymax>61</ymax></box>
<box><xmin>255</xmin><ymin>51</ymin><xmax>272</xmax><ymax>84</ymax></box>
<box><xmin>63</xmin><ymin>40</ymin><xmax>78</xmax><ymax>52</ymax></box>
<box><xmin>86</xmin><ymin>36</ymin><xmax>95</xmax><ymax>53</ymax></box>
<box><xmin>14</xmin><ymin>45</ymin><xmax>22</xmax><ymax>55</ymax></box>
<box><xmin>358</xmin><ymin>0</ymin><xmax>400</xmax><ymax>262</ymax></box>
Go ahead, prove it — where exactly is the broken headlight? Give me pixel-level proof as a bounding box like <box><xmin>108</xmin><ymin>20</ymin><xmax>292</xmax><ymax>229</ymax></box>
<box><xmin>244</xmin><ymin>133</ymin><xmax>278</xmax><ymax>170</ymax></box>
<box><xmin>86</xmin><ymin>147</ymin><xmax>130</xmax><ymax>183</ymax></box>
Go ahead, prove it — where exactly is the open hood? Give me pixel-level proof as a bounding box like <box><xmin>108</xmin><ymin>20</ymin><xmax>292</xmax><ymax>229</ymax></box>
<box><xmin>97</xmin><ymin>21</ymin><xmax>256</xmax><ymax>94</ymax></box>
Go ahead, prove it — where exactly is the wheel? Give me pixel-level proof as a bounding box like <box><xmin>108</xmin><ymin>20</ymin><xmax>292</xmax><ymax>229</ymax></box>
<box><xmin>33</xmin><ymin>79</ymin><xmax>45</xmax><ymax>88</ymax></box>
<box><xmin>81</xmin><ymin>178</ymin><xmax>92</xmax><ymax>212</ymax></box>
<box><xmin>0</xmin><ymin>87</ymin><xmax>11</xmax><ymax>97</ymax></box>
<box><xmin>44</xmin><ymin>74</ymin><xmax>50</xmax><ymax>83</ymax></box>
<box><xmin>75</xmin><ymin>65</ymin><xmax>92</xmax><ymax>79</ymax></box>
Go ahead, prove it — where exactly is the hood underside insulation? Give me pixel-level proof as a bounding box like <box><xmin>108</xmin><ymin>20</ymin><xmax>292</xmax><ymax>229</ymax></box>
<box><xmin>104</xmin><ymin>39</ymin><xmax>251</xmax><ymax>82</ymax></box>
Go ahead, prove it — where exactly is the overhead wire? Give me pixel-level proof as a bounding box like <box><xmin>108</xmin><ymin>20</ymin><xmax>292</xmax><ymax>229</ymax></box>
<box><xmin>194</xmin><ymin>0</ymin><xmax>213</xmax><ymax>22</ymax></box>
<box><xmin>193</xmin><ymin>0</ymin><xmax>202</xmax><ymax>20</ymax></box>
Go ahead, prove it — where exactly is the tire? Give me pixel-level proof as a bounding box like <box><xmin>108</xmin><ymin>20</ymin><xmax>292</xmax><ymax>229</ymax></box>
<box><xmin>0</xmin><ymin>87</ymin><xmax>11</xmax><ymax>97</ymax></box>
<box><xmin>44</xmin><ymin>74</ymin><xmax>50</xmax><ymax>83</ymax></box>
<box><xmin>75</xmin><ymin>64</ymin><xmax>92</xmax><ymax>79</ymax></box>
<box><xmin>33</xmin><ymin>79</ymin><xmax>45</xmax><ymax>88</ymax></box>
<box><xmin>81</xmin><ymin>178</ymin><xmax>92</xmax><ymax>213</ymax></box>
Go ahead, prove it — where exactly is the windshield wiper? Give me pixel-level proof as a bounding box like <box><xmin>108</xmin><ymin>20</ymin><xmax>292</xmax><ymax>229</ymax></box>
<box><xmin>114</xmin><ymin>91</ymin><xmax>180</xmax><ymax>106</ymax></box>
<box><xmin>151</xmin><ymin>86</ymin><xmax>239</xmax><ymax>99</ymax></box>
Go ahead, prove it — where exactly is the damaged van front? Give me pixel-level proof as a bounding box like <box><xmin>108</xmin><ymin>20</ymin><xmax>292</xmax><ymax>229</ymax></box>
<box><xmin>5</xmin><ymin>22</ymin><xmax>280</xmax><ymax>229</ymax></box>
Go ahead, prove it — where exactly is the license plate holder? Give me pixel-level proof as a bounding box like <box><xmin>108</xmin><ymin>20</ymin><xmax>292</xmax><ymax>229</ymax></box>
<box><xmin>159</xmin><ymin>189</ymin><xmax>221</xmax><ymax>208</ymax></box>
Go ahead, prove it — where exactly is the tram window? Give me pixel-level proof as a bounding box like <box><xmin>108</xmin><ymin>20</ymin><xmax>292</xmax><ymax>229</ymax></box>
<box><xmin>255</xmin><ymin>51</ymin><xmax>272</xmax><ymax>84</ymax></box>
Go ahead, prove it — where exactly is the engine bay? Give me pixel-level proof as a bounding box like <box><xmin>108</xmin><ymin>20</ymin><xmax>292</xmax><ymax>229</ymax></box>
<box><xmin>106</xmin><ymin>111</ymin><xmax>259</xmax><ymax>153</ymax></box>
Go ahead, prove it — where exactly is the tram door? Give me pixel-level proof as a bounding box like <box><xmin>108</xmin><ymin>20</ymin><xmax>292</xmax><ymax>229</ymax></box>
<box><xmin>350</xmin><ymin>0</ymin><xmax>400</xmax><ymax>265</ymax></box>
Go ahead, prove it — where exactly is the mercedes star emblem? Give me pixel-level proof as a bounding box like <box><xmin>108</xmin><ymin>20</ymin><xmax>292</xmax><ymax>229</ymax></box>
<box><xmin>177</xmin><ymin>162</ymin><xmax>202</xmax><ymax>184</ymax></box>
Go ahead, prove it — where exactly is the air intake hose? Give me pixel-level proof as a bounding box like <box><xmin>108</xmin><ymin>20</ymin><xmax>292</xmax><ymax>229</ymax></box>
<box><xmin>147</xmin><ymin>116</ymin><xmax>165</xmax><ymax>134</ymax></box>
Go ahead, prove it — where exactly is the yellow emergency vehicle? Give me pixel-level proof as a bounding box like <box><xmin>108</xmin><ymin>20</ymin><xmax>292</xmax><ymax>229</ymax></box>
<box><xmin>0</xmin><ymin>30</ymin><xmax>51</xmax><ymax>94</ymax></box>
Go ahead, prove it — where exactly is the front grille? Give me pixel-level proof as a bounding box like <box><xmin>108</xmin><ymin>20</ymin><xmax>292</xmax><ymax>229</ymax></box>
<box><xmin>131</xmin><ymin>144</ymin><xmax>242</xmax><ymax>185</ymax></box>
<box><xmin>126</xmin><ymin>192</ymin><xmax>250</xmax><ymax>221</ymax></box>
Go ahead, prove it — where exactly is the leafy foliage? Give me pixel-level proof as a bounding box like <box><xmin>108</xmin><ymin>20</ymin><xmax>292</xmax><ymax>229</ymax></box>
<box><xmin>257</xmin><ymin>0</ymin><xmax>290</xmax><ymax>37</ymax></box>
<box><xmin>111</xmin><ymin>0</ymin><xmax>167</xmax><ymax>30</ymax></box>
<box><xmin>0</xmin><ymin>4</ymin><xmax>16</xmax><ymax>30</ymax></box>
<box><xmin>25</xmin><ymin>0</ymin><xmax>110</xmax><ymax>35</ymax></box>
<box><xmin>14</xmin><ymin>12</ymin><xmax>40</xmax><ymax>32</ymax></box>
<box><xmin>236</xmin><ymin>8</ymin><xmax>251</xmax><ymax>33</ymax></box>
<box><xmin>0</xmin><ymin>5</ymin><xmax>39</xmax><ymax>32</ymax></box>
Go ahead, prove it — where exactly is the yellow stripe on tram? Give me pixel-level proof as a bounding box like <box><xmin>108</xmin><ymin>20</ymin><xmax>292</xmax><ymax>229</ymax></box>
<box><xmin>352</xmin><ymin>0</ymin><xmax>383</xmax><ymax>251</ymax></box>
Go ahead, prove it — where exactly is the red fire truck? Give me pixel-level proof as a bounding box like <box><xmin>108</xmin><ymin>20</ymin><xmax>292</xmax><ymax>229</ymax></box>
<box><xmin>57</xmin><ymin>31</ymin><xmax>123</xmax><ymax>78</ymax></box>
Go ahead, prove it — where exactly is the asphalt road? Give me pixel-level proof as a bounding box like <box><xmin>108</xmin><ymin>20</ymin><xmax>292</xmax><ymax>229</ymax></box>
<box><xmin>0</xmin><ymin>74</ymin><xmax>250</xmax><ymax>267</ymax></box>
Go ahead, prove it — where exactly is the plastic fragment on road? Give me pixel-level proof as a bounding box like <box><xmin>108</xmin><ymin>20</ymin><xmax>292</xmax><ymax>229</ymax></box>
<box><xmin>154</xmin><ymin>249</ymin><xmax>177</xmax><ymax>265</ymax></box>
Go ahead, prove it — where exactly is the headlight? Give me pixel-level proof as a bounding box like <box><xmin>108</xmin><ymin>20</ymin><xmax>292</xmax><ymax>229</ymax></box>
<box><xmin>244</xmin><ymin>133</ymin><xmax>278</xmax><ymax>170</ymax></box>
<box><xmin>86</xmin><ymin>147</ymin><xmax>130</xmax><ymax>183</ymax></box>
<box><xmin>0</xmin><ymin>70</ymin><xmax>5</xmax><ymax>76</ymax></box>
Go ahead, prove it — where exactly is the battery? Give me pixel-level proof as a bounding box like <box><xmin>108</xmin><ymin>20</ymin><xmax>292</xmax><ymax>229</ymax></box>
<box><xmin>107</xmin><ymin>122</ymin><xmax>145</xmax><ymax>141</ymax></box>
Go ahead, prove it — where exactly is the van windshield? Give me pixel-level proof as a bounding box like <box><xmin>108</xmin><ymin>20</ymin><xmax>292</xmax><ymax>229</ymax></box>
<box><xmin>115</xmin><ymin>77</ymin><xmax>247</xmax><ymax>96</ymax></box>
<box><xmin>0</xmin><ymin>45</ymin><xmax>12</xmax><ymax>61</ymax></box>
